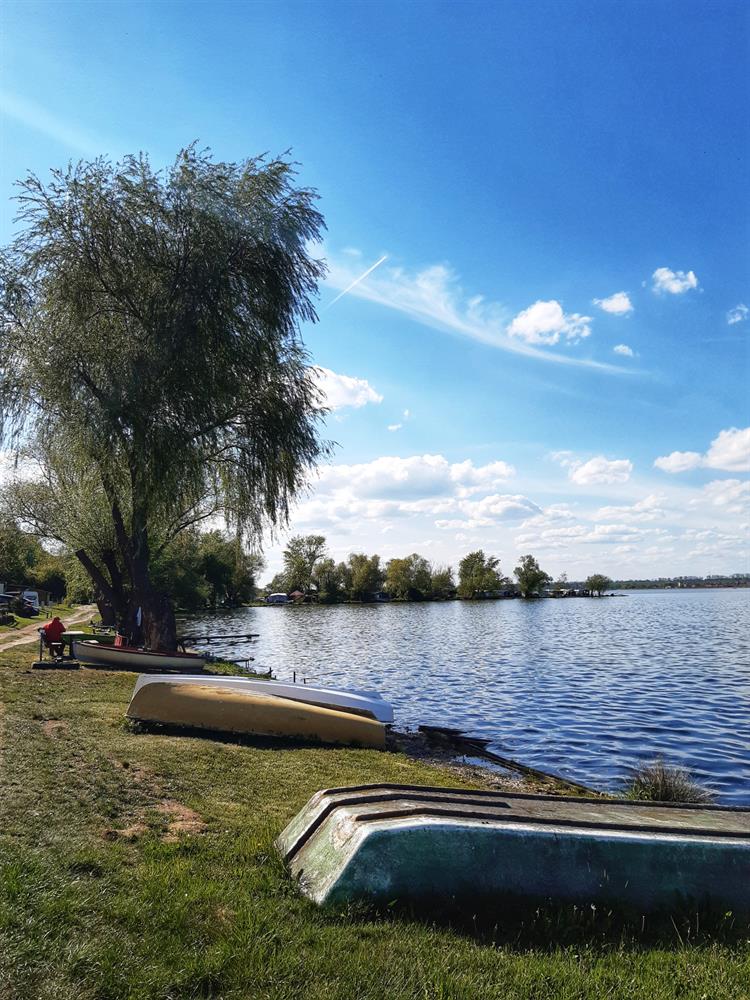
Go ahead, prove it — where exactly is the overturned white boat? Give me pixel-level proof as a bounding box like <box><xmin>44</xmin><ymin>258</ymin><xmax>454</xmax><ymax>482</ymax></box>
<box><xmin>131</xmin><ymin>673</ymin><xmax>393</xmax><ymax>722</ymax></box>
<box><xmin>127</xmin><ymin>682</ymin><xmax>386</xmax><ymax>749</ymax></box>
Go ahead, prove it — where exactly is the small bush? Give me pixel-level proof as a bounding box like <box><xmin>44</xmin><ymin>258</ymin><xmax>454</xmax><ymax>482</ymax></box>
<box><xmin>623</xmin><ymin>757</ymin><xmax>713</xmax><ymax>803</ymax></box>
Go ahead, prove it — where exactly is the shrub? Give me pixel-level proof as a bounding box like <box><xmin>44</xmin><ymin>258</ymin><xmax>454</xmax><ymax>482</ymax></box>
<box><xmin>623</xmin><ymin>757</ymin><xmax>713</xmax><ymax>803</ymax></box>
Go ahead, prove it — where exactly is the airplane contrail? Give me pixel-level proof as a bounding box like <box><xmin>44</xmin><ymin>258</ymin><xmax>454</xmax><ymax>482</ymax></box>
<box><xmin>325</xmin><ymin>254</ymin><xmax>388</xmax><ymax>308</ymax></box>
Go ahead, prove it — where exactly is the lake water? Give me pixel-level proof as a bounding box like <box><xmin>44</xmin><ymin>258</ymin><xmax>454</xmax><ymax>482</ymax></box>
<box><xmin>187</xmin><ymin>589</ymin><xmax>750</xmax><ymax>804</ymax></box>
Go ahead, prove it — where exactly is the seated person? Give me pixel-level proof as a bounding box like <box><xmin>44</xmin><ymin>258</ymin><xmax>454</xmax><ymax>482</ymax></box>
<box><xmin>41</xmin><ymin>616</ymin><xmax>66</xmax><ymax>658</ymax></box>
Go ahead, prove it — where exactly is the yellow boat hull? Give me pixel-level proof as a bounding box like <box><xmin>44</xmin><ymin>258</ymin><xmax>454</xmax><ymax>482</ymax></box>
<box><xmin>126</xmin><ymin>682</ymin><xmax>386</xmax><ymax>749</ymax></box>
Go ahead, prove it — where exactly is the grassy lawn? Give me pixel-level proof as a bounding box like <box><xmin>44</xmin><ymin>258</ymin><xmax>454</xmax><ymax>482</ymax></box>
<box><xmin>0</xmin><ymin>641</ymin><xmax>747</xmax><ymax>1000</ymax></box>
<box><xmin>0</xmin><ymin>602</ymin><xmax>80</xmax><ymax>634</ymax></box>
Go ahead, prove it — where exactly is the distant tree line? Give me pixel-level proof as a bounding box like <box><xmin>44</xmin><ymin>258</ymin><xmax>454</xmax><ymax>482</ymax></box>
<box><xmin>264</xmin><ymin>534</ymin><xmax>615</xmax><ymax>602</ymax></box>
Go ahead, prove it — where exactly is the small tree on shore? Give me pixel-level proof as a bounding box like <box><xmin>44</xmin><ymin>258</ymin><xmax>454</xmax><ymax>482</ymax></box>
<box><xmin>514</xmin><ymin>554</ymin><xmax>551</xmax><ymax>598</ymax></box>
<box><xmin>282</xmin><ymin>535</ymin><xmax>328</xmax><ymax>594</ymax></box>
<box><xmin>348</xmin><ymin>553</ymin><xmax>384</xmax><ymax>601</ymax></box>
<box><xmin>586</xmin><ymin>573</ymin><xmax>612</xmax><ymax>596</ymax></box>
<box><xmin>385</xmin><ymin>553</ymin><xmax>432</xmax><ymax>600</ymax></box>
<box><xmin>430</xmin><ymin>565</ymin><xmax>455</xmax><ymax>599</ymax></box>
<box><xmin>457</xmin><ymin>550</ymin><xmax>504</xmax><ymax>598</ymax></box>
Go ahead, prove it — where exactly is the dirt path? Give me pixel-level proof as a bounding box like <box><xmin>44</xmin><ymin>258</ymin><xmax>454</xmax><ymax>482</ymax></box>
<box><xmin>0</xmin><ymin>605</ymin><xmax>98</xmax><ymax>652</ymax></box>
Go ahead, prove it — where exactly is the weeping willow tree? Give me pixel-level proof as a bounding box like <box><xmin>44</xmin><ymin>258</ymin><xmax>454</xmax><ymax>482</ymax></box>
<box><xmin>0</xmin><ymin>146</ymin><xmax>329</xmax><ymax>649</ymax></box>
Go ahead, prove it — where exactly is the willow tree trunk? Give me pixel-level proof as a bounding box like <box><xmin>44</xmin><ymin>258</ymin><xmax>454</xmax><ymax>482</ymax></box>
<box><xmin>130</xmin><ymin>527</ymin><xmax>177</xmax><ymax>651</ymax></box>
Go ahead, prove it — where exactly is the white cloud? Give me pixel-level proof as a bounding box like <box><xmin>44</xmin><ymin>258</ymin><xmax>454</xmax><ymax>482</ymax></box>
<box><xmin>699</xmin><ymin>479</ymin><xmax>750</xmax><ymax>516</ymax></box>
<box><xmin>316</xmin><ymin>454</ymin><xmax>514</xmax><ymax>502</ymax></box>
<box><xmin>655</xmin><ymin>427</ymin><xmax>750</xmax><ymax>474</ymax></box>
<box><xmin>594</xmin><ymin>291</ymin><xmax>633</xmax><ymax>315</ymax></box>
<box><xmin>506</xmin><ymin>300</ymin><xmax>592</xmax><ymax>346</ymax></box>
<box><xmin>261</xmin><ymin>446</ymin><xmax>749</xmax><ymax>581</ymax></box>
<box><xmin>519</xmin><ymin>504</ymin><xmax>577</xmax><ymax>530</ymax></box>
<box><xmin>705</xmin><ymin>427</ymin><xmax>750</xmax><ymax>472</ymax></box>
<box><xmin>515</xmin><ymin>521</ymin><xmax>664</xmax><ymax>550</ymax></box>
<box><xmin>613</xmin><ymin>344</ymin><xmax>634</xmax><ymax>357</ymax></box>
<box><xmin>654</xmin><ymin>451</ymin><xmax>702</xmax><ymax>473</ymax></box>
<box><xmin>595</xmin><ymin>494</ymin><xmax>668</xmax><ymax>523</ymax></box>
<box><xmin>314</xmin><ymin>367</ymin><xmax>383</xmax><ymax>410</ymax></box>
<box><xmin>436</xmin><ymin>493</ymin><xmax>542</xmax><ymax>530</ymax></box>
<box><xmin>449</xmin><ymin>458</ymin><xmax>515</xmax><ymax>496</ymax></box>
<box><xmin>387</xmin><ymin>423</ymin><xmax>402</xmax><ymax>432</ymax></box>
<box><xmin>554</xmin><ymin>452</ymin><xmax>633</xmax><ymax>485</ymax></box>
<box><xmin>326</xmin><ymin>252</ymin><xmax>625</xmax><ymax>372</ymax></box>
<box><xmin>569</xmin><ymin>457</ymin><xmax>632</xmax><ymax>485</ymax></box>
<box><xmin>727</xmin><ymin>304</ymin><xmax>748</xmax><ymax>325</ymax></box>
<box><xmin>651</xmin><ymin>267</ymin><xmax>699</xmax><ymax>294</ymax></box>
<box><xmin>403</xmin><ymin>409</ymin><xmax>411</xmax><ymax>419</ymax></box>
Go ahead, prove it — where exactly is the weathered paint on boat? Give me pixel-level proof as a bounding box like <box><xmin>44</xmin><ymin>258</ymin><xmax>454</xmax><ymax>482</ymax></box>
<box><xmin>276</xmin><ymin>784</ymin><xmax>750</xmax><ymax>911</ymax></box>
<box><xmin>62</xmin><ymin>630</ymin><xmax>115</xmax><ymax>646</ymax></box>
<box><xmin>72</xmin><ymin>641</ymin><xmax>206</xmax><ymax>672</ymax></box>
<box><xmin>127</xmin><ymin>682</ymin><xmax>386</xmax><ymax>749</ymax></box>
<box><xmin>131</xmin><ymin>673</ymin><xmax>393</xmax><ymax>722</ymax></box>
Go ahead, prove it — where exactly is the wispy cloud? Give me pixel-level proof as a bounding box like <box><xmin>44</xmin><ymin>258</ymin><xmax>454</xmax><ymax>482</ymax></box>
<box><xmin>0</xmin><ymin>89</ymin><xmax>105</xmax><ymax>156</ymax></box>
<box><xmin>326</xmin><ymin>251</ymin><xmax>630</xmax><ymax>373</ymax></box>
<box><xmin>727</xmin><ymin>303</ymin><xmax>748</xmax><ymax>325</ymax></box>
<box><xmin>325</xmin><ymin>254</ymin><xmax>388</xmax><ymax>308</ymax></box>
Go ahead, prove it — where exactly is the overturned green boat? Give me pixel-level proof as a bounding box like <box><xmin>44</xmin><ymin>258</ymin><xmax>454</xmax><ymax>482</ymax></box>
<box><xmin>277</xmin><ymin>783</ymin><xmax>750</xmax><ymax>911</ymax></box>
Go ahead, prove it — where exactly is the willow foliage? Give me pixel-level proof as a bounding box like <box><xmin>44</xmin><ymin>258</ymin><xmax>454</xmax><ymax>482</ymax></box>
<box><xmin>0</xmin><ymin>146</ymin><xmax>329</xmax><ymax>643</ymax></box>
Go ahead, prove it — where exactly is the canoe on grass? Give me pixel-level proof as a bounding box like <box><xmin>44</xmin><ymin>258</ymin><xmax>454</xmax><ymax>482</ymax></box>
<box><xmin>277</xmin><ymin>783</ymin><xmax>750</xmax><ymax>911</ymax></box>
<box><xmin>126</xmin><ymin>682</ymin><xmax>386</xmax><ymax>749</ymax></box>
<box><xmin>131</xmin><ymin>673</ymin><xmax>394</xmax><ymax>722</ymax></box>
<box><xmin>72</xmin><ymin>641</ymin><xmax>206</xmax><ymax>672</ymax></box>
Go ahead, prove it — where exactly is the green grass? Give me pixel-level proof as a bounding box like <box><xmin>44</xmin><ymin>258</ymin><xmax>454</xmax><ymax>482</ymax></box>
<box><xmin>0</xmin><ymin>601</ymin><xmax>78</xmax><ymax>634</ymax></box>
<box><xmin>0</xmin><ymin>642</ymin><xmax>748</xmax><ymax>1000</ymax></box>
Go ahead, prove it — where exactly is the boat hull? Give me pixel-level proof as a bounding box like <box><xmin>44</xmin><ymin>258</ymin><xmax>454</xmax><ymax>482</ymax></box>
<box><xmin>131</xmin><ymin>674</ymin><xmax>393</xmax><ymax>722</ymax></box>
<box><xmin>277</xmin><ymin>784</ymin><xmax>750</xmax><ymax>911</ymax></box>
<box><xmin>127</xmin><ymin>682</ymin><xmax>386</xmax><ymax>749</ymax></box>
<box><xmin>73</xmin><ymin>641</ymin><xmax>205</xmax><ymax>672</ymax></box>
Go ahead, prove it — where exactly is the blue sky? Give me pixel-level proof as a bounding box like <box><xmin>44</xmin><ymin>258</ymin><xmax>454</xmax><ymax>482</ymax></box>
<box><xmin>2</xmin><ymin>0</ymin><xmax>748</xmax><ymax>580</ymax></box>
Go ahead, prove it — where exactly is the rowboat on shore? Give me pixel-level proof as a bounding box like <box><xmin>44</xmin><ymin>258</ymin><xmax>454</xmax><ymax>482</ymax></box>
<box><xmin>126</xmin><ymin>681</ymin><xmax>386</xmax><ymax>749</ymax></box>
<box><xmin>72</xmin><ymin>641</ymin><xmax>206</xmax><ymax>672</ymax></box>
<box><xmin>277</xmin><ymin>783</ymin><xmax>750</xmax><ymax>911</ymax></box>
<box><xmin>131</xmin><ymin>674</ymin><xmax>394</xmax><ymax>722</ymax></box>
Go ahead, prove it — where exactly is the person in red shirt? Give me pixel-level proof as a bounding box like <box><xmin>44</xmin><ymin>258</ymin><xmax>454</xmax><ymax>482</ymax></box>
<box><xmin>41</xmin><ymin>616</ymin><xmax>66</xmax><ymax>659</ymax></box>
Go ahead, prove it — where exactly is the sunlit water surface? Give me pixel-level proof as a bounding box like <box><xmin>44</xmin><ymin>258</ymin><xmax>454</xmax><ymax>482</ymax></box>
<box><xmin>188</xmin><ymin>589</ymin><xmax>750</xmax><ymax>803</ymax></box>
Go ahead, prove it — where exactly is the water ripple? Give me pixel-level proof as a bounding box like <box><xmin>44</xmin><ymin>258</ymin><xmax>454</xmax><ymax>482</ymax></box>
<box><xmin>188</xmin><ymin>589</ymin><xmax>750</xmax><ymax>803</ymax></box>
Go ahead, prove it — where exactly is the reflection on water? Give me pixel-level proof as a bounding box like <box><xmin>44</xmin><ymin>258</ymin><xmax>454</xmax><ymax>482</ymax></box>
<box><xmin>188</xmin><ymin>589</ymin><xmax>750</xmax><ymax>803</ymax></box>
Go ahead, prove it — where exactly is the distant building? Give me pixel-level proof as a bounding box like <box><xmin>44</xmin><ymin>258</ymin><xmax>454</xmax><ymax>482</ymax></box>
<box><xmin>266</xmin><ymin>593</ymin><xmax>289</xmax><ymax>605</ymax></box>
